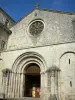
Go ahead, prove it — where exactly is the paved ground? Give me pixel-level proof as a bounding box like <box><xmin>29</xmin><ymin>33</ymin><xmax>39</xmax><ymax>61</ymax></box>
<box><xmin>15</xmin><ymin>97</ymin><xmax>40</xmax><ymax>100</ymax></box>
<box><xmin>0</xmin><ymin>97</ymin><xmax>40</xmax><ymax>100</ymax></box>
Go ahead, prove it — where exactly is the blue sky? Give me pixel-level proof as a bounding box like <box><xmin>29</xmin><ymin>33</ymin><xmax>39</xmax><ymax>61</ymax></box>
<box><xmin>0</xmin><ymin>0</ymin><xmax>75</xmax><ymax>21</ymax></box>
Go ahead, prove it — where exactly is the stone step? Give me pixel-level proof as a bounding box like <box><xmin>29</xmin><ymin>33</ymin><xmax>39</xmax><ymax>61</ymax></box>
<box><xmin>0</xmin><ymin>97</ymin><xmax>40</xmax><ymax>100</ymax></box>
<box><xmin>15</xmin><ymin>97</ymin><xmax>40</xmax><ymax>100</ymax></box>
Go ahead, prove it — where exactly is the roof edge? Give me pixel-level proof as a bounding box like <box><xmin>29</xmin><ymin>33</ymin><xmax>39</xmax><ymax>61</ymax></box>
<box><xmin>11</xmin><ymin>8</ymin><xmax>75</xmax><ymax>28</ymax></box>
<box><xmin>10</xmin><ymin>8</ymin><xmax>36</xmax><ymax>28</ymax></box>
<box><xmin>0</xmin><ymin>8</ymin><xmax>15</xmax><ymax>22</ymax></box>
<box><xmin>38</xmin><ymin>8</ymin><xmax>75</xmax><ymax>15</ymax></box>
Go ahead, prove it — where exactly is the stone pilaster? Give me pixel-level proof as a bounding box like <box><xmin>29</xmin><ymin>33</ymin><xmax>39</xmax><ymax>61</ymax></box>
<box><xmin>20</xmin><ymin>73</ymin><xmax>25</xmax><ymax>97</ymax></box>
<box><xmin>46</xmin><ymin>66</ymin><xmax>61</xmax><ymax>100</ymax></box>
<box><xmin>11</xmin><ymin>72</ymin><xmax>14</xmax><ymax>98</ymax></box>
<box><xmin>8</xmin><ymin>72</ymin><xmax>12</xmax><ymax>98</ymax></box>
<box><xmin>40</xmin><ymin>72</ymin><xmax>50</xmax><ymax>100</ymax></box>
<box><xmin>19</xmin><ymin>73</ymin><xmax>22</xmax><ymax>97</ymax></box>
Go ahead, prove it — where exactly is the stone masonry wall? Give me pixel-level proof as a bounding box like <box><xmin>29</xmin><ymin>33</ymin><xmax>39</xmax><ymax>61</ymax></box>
<box><xmin>0</xmin><ymin>42</ymin><xmax>75</xmax><ymax>100</ymax></box>
<box><xmin>7</xmin><ymin>9</ymin><xmax>75</xmax><ymax>50</ymax></box>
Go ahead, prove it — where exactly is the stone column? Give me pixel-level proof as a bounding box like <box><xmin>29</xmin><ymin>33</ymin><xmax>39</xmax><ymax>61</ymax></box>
<box><xmin>12</xmin><ymin>72</ymin><xmax>15</xmax><ymax>98</ymax></box>
<box><xmin>3</xmin><ymin>75</ymin><xmax>6</xmax><ymax>98</ymax></box>
<box><xmin>15</xmin><ymin>73</ymin><xmax>18</xmax><ymax>97</ymax></box>
<box><xmin>2</xmin><ymin>69</ymin><xmax>12</xmax><ymax>98</ymax></box>
<box><xmin>18</xmin><ymin>73</ymin><xmax>21</xmax><ymax>97</ymax></box>
<box><xmin>14</xmin><ymin>72</ymin><xmax>18</xmax><ymax>97</ymax></box>
<box><xmin>1</xmin><ymin>73</ymin><xmax>4</xmax><ymax>94</ymax></box>
<box><xmin>14</xmin><ymin>72</ymin><xmax>21</xmax><ymax>98</ymax></box>
<box><xmin>14</xmin><ymin>72</ymin><xmax>19</xmax><ymax>97</ymax></box>
<box><xmin>55</xmin><ymin>71</ymin><xmax>58</xmax><ymax>97</ymax></box>
<box><xmin>20</xmin><ymin>73</ymin><xmax>24</xmax><ymax>97</ymax></box>
<box><xmin>11</xmin><ymin>72</ymin><xmax>14</xmax><ymax>98</ymax></box>
<box><xmin>51</xmin><ymin>70</ymin><xmax>55</xmax><ymax>95</ymax></box>
<box><xmin>40</xmin><ymin>72</ymin><xmax>45</xmax><ymax>100</ymax></box>
<box><xmin>2</xmin><ymin>73</ymin><xmax>6</xmax><ymax>98</ymax></box>
<box><xmin>46</xmin><ymin>66</ymin><xmax>61</xmax><ymax>100</ymax></box>
<box><xmin>48</xmin><ymin>72</ymin><xmax>51</xmax><ymax>95</ymax></box>
<box><xmin>8</xmin><ymin>72</ymin><xmax>12</xmax><ymax>98</ymax></box>
<box><xmin>58</xmin><ymin>71</ymin><xmax>61</xmax><ymax>100</ymax></box>
<box><xmin>40</xmin><ymin>72</ymin><xmax>49</xmax><ymax>100</ymax></box>
<box><xmin>14</xmin><ymin>72</ymin><xmax>17</xmax><ymax>98</ymax></box>
<box><xmin>7</xmin><ymin>72</ymin><xmax>10</xmax><ymax>98</ymax></box>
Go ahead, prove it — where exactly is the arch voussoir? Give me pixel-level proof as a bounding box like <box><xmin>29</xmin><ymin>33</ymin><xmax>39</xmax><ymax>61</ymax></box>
<box><xmin>11</xmin><ymin>52</ymin><xmax>47</xmax><ymax>98</ymax></box>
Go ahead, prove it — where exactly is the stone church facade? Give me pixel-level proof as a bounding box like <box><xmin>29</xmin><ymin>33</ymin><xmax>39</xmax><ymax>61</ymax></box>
<box><xmin>0</xmin><ymin>7</ymin><xmax>75</xmax><ymax>100</ymax></box>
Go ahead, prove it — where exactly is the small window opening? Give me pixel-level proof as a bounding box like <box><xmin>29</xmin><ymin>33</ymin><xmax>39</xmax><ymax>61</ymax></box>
<box><xmin>72</xmin><ymin>20</ymin><xmax>75</xmax><ymax>33</ymax></box>
<box><xmin>69</xmin><ymin>59</ymin><xmax>70</xmax><ymax>64</ymax></box>
<box><xmin>70</xmin><ymin>81</ymin><xmax>72</xmax><ymax>87</ymax></box>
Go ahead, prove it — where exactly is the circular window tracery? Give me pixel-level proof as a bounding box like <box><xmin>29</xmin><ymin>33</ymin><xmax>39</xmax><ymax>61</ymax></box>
<box><xmin>29</xmin><ymin>20</ymin><xmax>44</xmax><ymax>36</ymax></box>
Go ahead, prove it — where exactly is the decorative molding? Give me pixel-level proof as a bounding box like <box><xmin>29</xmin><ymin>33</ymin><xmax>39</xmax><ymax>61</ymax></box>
<box><xmin>46</xmin><ymin>66</ymin><xmax>61</xmax><ymax>72</ymax></box>
<box><xmin>60</xmin><ymin>51</ymin><xmax>75</xmax><ymax>59</ymax></box>
<box><xmin>12</xmin><ymin>51</ymin><xmax>47</xmax><ymax>73</ymax></box>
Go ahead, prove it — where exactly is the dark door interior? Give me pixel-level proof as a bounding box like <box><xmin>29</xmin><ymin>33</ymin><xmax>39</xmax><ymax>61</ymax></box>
<box><xmin>24</xmin><ymin>63</ymin><xmax>40</xmax><ymax>98</ymax></box>
<box><xmin>24</xmin><ymin>74</ymin><xmax>40</xmax><ymax>97</ymax></box>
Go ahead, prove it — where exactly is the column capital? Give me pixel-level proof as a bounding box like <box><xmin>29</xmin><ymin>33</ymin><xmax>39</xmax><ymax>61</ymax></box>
<box><xmin>46</xmin><ymin>66</ymin><xmax>61</xmax><ymax>73</ymax></box>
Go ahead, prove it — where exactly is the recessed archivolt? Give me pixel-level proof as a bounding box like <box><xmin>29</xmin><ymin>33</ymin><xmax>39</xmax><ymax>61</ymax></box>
<box><xmin>12</xmin><ymin>52</ymin><xmax>47</xmax><ymax>73</ymax></box>
<box><xmin>60</xmin><ymin>51</ymin><xmax>75</xmax><ymax>59</ymax></box>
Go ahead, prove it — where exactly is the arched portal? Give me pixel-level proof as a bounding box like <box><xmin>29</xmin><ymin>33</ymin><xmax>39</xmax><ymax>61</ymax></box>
<box><xmin>24</xmin><ymin>63</ymin><xmax>40</xmax><ymax>98</ymax></box>
<box><xmin>11</xmin><ymin>52</ymin><xmax>46</xmax><ymax>98</ymax></box>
